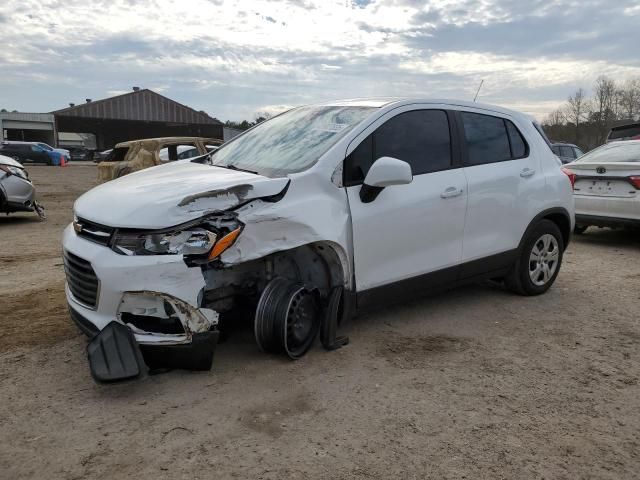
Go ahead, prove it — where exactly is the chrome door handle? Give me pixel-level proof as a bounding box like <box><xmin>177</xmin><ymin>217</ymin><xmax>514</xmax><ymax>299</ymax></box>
<box><xmin>441</xmin><ymin>187</ymin><xmax>464</xmax><ymax>198</ymax></box>
<box><xmin>520</xmin><ymin>168</ymin><xmax>535</xmax><ymax>178</ymax></box>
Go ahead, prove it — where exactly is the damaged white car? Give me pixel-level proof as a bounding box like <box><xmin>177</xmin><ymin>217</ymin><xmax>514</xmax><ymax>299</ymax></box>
<box><xmin>63</xmin><ymin>98</ymin><xmax>575</xmax><ymax>382</ymax></box>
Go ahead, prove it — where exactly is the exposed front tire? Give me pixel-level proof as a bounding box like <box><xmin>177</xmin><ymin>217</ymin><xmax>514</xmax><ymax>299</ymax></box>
<box><xmin>574</xmin><ymin>225</ymin><xmax>588</xmax><ymax>235</ymax></box>
<box><xmin>254</xmin><ymin>277</ymin><xmax>320</xmax><ymax>359</ymax></box>
<box><xmin>505</xmin><ymin>219</ymin><xmax>564</xmax><ymax>296</ymax></box>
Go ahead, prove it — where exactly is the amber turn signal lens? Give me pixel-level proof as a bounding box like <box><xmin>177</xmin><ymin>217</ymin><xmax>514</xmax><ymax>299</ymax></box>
<box><xmin>208</xmin><ymin>227</ymin><xmax>242</xmax><ymax>259</ymax></box>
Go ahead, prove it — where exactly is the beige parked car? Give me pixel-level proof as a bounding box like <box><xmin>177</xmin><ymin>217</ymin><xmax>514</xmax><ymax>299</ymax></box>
<box><xmin>97</xmin><ymin>137</ymin><xmax>223</xmax><ymax>182</ymax></box>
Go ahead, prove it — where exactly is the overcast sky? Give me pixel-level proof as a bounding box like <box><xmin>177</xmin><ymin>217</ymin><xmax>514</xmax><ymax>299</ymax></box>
<box><xmin>0</xmin><ymin>0</ymin><xmax>639</xmax><ymax>121</ymax></box>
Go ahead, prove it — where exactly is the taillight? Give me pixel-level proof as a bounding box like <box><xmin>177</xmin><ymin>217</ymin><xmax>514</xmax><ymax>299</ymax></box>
<box><xmin>561</xmin><ymin>167</ymin><xmax>576</xmax><ymax>190</ymax></box>
<box><xmin>629</xmin><ymin>176</ymin><xmax>640</xmax><ymax>189</ymax></box>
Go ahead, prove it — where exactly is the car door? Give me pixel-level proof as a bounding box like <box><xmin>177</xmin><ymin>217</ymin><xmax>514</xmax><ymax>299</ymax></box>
<box><xmin>345</xmin><ymin>107</ymin><xmax>467</xmax><ymax>296</ymax></box>
<box><xmin>29</xmin><ymin>144</ymin><xmax>51</xmax><ymax>164</ymax></box>
<box><xmin>12</xmin><ymin>145</ymin><xmax>30</xmax><ymax>163</ymax></box>
<box><xmin>457</xmin><ymin>109</ymin><xmax>544</xmax><ymax>272</ymax></box>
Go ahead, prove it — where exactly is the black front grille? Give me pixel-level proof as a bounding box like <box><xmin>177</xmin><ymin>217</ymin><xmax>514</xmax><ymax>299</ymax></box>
<box><xmin>75</xmin><ymin>218</ymin><xmax>114</xmax><ymax>246</ymax></box>
<box><xmin>64</xmin><ymin>251</ymin><xmax>99</xmax><ymax>308</ymax></box>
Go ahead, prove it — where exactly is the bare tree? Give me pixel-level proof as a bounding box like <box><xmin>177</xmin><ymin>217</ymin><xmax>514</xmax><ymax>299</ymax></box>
<box><xmin>617</xmin><ymin>77</ymin><xmax>640</xmax><ymax>120</ymax></box>
<box><xmin>564</xmin><ymin>87</ymin><xmax>588</xmax><ymax>142</ymax></box>
<box><xmin>592</xmin><ymin>75</ymin><xmax>617</xmax><ymax>143</ymax></box>
<box><xmin>543</xmin><ymin>109</ymin><xmax>565</xmax><ymax>127</ymax></box>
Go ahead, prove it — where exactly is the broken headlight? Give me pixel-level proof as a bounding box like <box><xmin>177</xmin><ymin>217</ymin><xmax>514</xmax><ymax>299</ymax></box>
<box><xmin>112</xmin><ymin>229</ymin><xmax>218</xmax><ymax>256</ymax></box>
<box><xmin>0</xmin><ymin>164</ymin><xmax>29</xmax><ymax>181</ymax></box>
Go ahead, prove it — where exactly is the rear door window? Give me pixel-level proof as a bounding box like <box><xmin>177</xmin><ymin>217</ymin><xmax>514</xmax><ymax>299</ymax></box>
<box><xmin>344</xmin><ymin>109</ymin><xmax>452</xmax><ymax>185</ymax></box>
<box><xmin>461</xmin><ymin>112</ymin><xmax>529</xmax><ymax>166</ymax></box>
<box><xmin>461</xmin><ymin>112</ymin><xmax>511</xmax><ymax>166</ymax></box>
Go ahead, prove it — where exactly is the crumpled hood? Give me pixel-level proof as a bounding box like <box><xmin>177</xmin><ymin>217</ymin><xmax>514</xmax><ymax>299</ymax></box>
<box><xmin>74</xmin><ymin>161</ymin><xmax>289</xmax><ymax>228</ymax></box>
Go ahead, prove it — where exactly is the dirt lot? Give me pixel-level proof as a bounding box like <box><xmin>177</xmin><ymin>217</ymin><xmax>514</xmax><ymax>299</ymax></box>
<box><xmin>1</xmin><ymin>164</ymin><xmax>639</xmax><ymax>479</ymax></box>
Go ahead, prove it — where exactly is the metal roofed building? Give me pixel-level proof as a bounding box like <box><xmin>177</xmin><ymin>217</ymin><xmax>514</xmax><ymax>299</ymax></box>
<box><xmin>0</xmin><ymin>111</ymin><xmax>56</xmax><ymax>145</ymax></box>
<box><xmin>52</xmin><ymin>88</ymin><xmax>223</xmax><ymax>150</ymax></box>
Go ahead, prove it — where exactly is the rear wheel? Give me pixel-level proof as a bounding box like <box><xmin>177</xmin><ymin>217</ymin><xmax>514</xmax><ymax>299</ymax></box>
<box><xmin>505</xmin><ymin>219</ymin><xmax>564</xmax><ymax>296</ymax></box>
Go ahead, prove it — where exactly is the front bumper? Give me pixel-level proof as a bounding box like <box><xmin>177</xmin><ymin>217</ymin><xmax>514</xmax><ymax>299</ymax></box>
<box><xmin>74</xmin><ymin>314</ymin><xmax>220</xmax><ymax>382</ymax></box>
<box><xmin>62</xmin><ymin>224</ymin><xmax>218</xmax><ymax>346</ymax></box>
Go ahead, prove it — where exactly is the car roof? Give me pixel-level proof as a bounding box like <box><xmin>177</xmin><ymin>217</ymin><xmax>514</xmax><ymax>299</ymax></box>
<box><xmin>311</xmin><ymin>97</ymin><xmax>532</xmax><ymax>120</ymax></box>
<box><xmin>609</xmin><ymin>122</ymin><xmax>640</xmax><ymax>132</ymax></box>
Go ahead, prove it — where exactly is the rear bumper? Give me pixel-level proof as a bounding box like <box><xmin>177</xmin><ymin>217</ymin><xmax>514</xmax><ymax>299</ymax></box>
<box><xmin>574</xmin><ymin>194</ymin><xmax>639</xmax><ymax>223</ymax></box>
<box><xmin>576</xmin><ymin>214</ymin><xmax>640</xmax><ymax>229</ymax></box>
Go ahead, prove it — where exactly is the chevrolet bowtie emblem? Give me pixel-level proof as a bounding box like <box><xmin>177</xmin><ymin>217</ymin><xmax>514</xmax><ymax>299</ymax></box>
<box><xmin>73</xmin><ymin>221</ymin><xmax>83</xmax><ymax>233</ymax></box>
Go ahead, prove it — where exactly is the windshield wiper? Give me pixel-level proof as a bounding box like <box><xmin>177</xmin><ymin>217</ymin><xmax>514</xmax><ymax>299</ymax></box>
<box><xmin>217</xmin><ymin>163</ymin><xmax>259</xmax><ymax>175</ymax></box>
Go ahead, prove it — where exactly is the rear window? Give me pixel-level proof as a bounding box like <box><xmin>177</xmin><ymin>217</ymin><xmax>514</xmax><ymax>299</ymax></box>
<box><xmin>575</xmin><ymin>142</ymin><xmax>640</xmax><ymax>163</ymax></box>
<box><xmin>608</xmin><ymin>124</ymin><xmax>640</xmax><ymax>141</ymax></box>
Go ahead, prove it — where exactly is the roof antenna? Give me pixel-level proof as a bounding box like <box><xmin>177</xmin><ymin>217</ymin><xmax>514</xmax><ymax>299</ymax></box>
<box><xmin>473</xmin><ymin>80</ymin><xmax>484</xmax><ymax>102</ymax></box>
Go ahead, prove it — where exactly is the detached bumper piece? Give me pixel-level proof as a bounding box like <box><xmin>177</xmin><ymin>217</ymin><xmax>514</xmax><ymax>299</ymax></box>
<box><xmin>140</xmin><ymin>330</ymin><xmax>220</xmax><ymax>372</ymax></box>
<box><xmin>87</xmin><ymin>321</ymin><xmax>147</xmax><ymax>383</ymax></box>
<box><xmin>85</xmin><ymin>320</ymin><xmax>220</xmax><ymax>384</ymax></box>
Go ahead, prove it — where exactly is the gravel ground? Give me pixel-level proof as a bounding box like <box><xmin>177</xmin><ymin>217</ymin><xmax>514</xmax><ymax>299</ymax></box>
<box><xmin>1</xmin><ymin>164</ymin><xmax>639</xmax><ymax>479</ymax></box>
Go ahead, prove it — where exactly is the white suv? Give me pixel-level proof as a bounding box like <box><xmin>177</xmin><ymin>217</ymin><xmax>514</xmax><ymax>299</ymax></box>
<box><xmin>62</xmin><ymin>98</ymin><xmax>575</xmax><ymax>382</ymax></box>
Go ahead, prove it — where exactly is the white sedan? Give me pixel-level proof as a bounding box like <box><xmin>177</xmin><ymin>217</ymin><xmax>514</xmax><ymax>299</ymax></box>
<box><xmin>567</xmin><ymin>140</ymin><xmax>640</xmax><ymax>233</ymax></box>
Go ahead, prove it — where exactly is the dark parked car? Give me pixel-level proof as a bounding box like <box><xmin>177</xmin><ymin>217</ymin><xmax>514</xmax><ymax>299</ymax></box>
<box><xmin>93</xmin><ymin>149</ymin><xmax>113</xmax><ymax>163</ymax></box>
<box><xmin>68</xmin><ymin>147</ymin><xmax>90</xmax><ymax>161</ymax></box>
<box><xmin>0</xmin><ymin>141</ymin><xmax>55</xmax><ymax>165</ymax></box>
<box><xmin>551</xmin><ymin>142</ymin><xmax>584</xmax><ymax>164</ymax></box>
<box><xmin>607</xmin><ymin>122</ymin><xmax>640</xmax><ymax>143</ymax></box>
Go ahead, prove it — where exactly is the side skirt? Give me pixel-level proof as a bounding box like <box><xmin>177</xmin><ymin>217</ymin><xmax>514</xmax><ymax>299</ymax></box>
<box><xmin>355</xmin><ymin>249</ymin><xmax>517</xmax><ymax>313</ymax></box>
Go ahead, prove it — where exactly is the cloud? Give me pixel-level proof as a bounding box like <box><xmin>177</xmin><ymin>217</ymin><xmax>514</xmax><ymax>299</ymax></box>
<box><xmin>0</xmin><ymin>0</ymin><xmax>638</xmax><ymax>121</ymax></box>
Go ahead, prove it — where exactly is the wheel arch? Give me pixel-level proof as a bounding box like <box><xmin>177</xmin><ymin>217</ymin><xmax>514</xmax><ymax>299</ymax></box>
<box><xmin>520</xmin><ymin>207</ymin><xmax>572</xmax><ymax>252</ymax></box>
<box><xmin>270</xmin><ymin>241</ymin><xmax>351</xmax><ymax>293</ymax></box>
